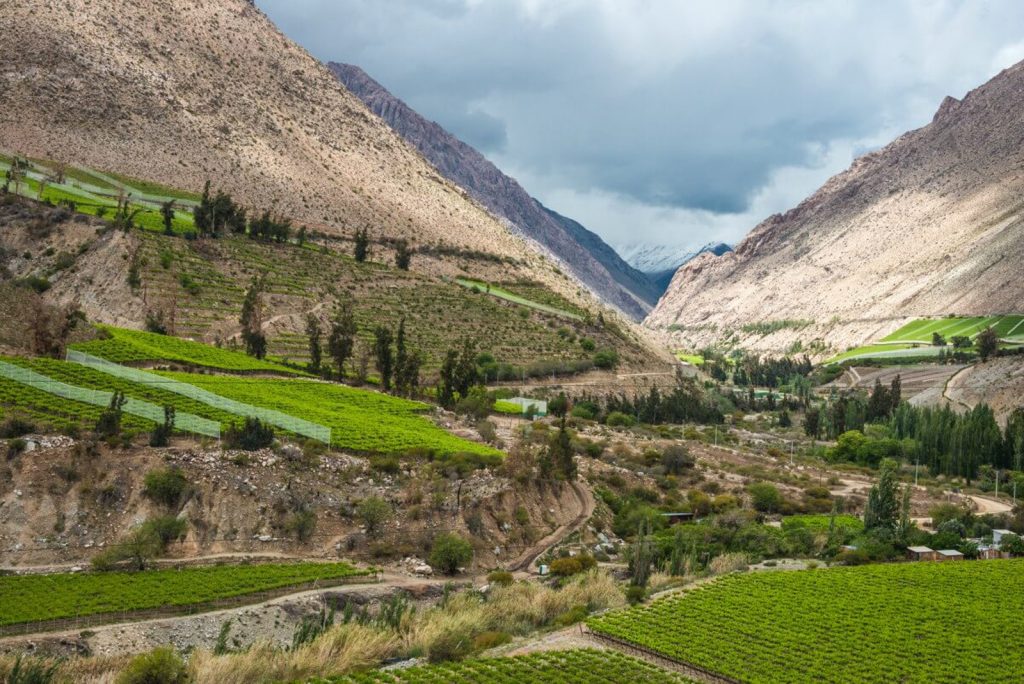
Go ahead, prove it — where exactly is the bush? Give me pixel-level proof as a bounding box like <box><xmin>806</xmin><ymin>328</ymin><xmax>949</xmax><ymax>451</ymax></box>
<box><xmin>143</xmin><ymin>467</ymin><xmax>188</xmax><ymax>509</ymax></box>
<box><xmin>140</xmin><ymin>515</ymin><xmax>188</xmax><ymax>551</ymax></box>
<box><xmin>356</xmin><ymin>496</ymin><xmax>392</xmax><ymax>539</ymax></box>
<box><xmin>429</xmin><ymin>533</ymin><xmax>473</xmax><ymax>575</ymax></box>
<box><xmin>605</xmin><ymin>411</ymin><xmax>635</xmax><ymax>428</ymax></box>
<box><xmin>593</xmin><ymin>349</ymin><xmax>619</xmax><ymax>369</ymax></box>
<box><xmin>0</xmin><ymin>417</ymin><xmax>36</xmax><ymax>438</ymax></box>
<box><xmin>472</xmin><ymin>630</ymin><xmax>511</xmax><ymax>652</ymax></box>
<box><xmin>549</xmin><ymin>554</ymin><xmax>597</xmax><ymax>577</ymax></box>
<box><xmin>625</xmin><ymin>585</ymin><xmax>646</xmax><ymax>605</ymax></box>
<box><xmin>6</xmin><ymin>438</ymin><xmax>28</xmax><ymax>460</ymax></box>
<box><xmin>285</xmin><ymin>508</ymin><xmax>317</xmax><ymax>542</ymax></box>
<box><xmin>747</xmin><ymin>482</ymin><xmax>784</xmax><ymax>514</ymax></box>
<box><xmin>223</xmin><ymin>417</ymin><xmax>274</xmax><ymax>450</ymax></box>
<box><xmin>486</xmin><ymin>570</ymin><xmax>514</xmax><ymax>586</ymax></box>
<box><xmin>116</xmin><ymin>646</ymin><xmax>188</xmax><ymax>684</ymax></box>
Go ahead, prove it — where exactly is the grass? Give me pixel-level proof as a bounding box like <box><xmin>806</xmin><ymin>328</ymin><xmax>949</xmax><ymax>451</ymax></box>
<box><xmin>674</xmin><ymin>352</ymin><xmax>705</xmax><ymax>366</ymax></box>
<box><xmin>73</xmin><ymin>326</ymin><xmax>305</xmax><ymax>375</ymax></box>
<box><xmin>0</xmin><ymin>562</ymin><xmax>371</xmax><ymax>627</ymax></box>
<box><xmin>588</xmin><ymin>559</ymin><xmax>1024</xmax><ymax>683</ymax></box>
<box><xmin>780</xmin><ymin>514</ymin><xmax>863</xmax><ymax>533</ymax></box>
<box><xmin>455</xmin><ymin>278</ymin><xmax>584</xmax><ymax>321</ymax></box>
<box><xmin>311</xmin><ymin>649</ymin><xmax>693</xmax><ymax>683</ymax></box>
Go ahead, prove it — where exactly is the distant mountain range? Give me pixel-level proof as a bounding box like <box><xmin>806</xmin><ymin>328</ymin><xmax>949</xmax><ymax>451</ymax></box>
<box><xmin>330</xmin><ymin>63</ymin><xmax>662</xmax><ymax>319</ymax></box>
<box><xmin>619</xmin><ymin>242</ymin><xmax>733</xmax><ymax>287</ymax></box>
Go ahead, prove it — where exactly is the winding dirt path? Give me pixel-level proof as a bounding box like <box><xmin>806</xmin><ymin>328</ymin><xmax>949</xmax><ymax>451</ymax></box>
<box><xmin>509</xmin><ymin>481</ymin><xmax>595</xmax><ymax>573</ymax></box>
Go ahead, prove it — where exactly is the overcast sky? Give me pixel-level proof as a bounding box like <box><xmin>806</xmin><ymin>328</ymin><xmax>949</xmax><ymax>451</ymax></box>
<box><xmin>259</xmin><ymin>0</ymin><xmax>1024</xmax><ymax>255</ymax></box>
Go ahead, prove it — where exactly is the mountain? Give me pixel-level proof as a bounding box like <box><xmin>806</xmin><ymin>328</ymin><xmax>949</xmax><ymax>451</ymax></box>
<box><xmin>0</xmin><ymin>0</ymin><xmax>557</xmax><ymax>293</ymax></box>
<box><xmin>646</xmin><ymin>62</ymin><xmax>1024</xmax><ymax>355</ymax></box>
<box><xmin>329</xmin><ymin>63</ymin><xmax>660</xmax><ymax>319</ymax></box>
<box><xmin>621</xmin><ymin>242</ymin><xmax>733</xmax><ymax>295</ymax></box>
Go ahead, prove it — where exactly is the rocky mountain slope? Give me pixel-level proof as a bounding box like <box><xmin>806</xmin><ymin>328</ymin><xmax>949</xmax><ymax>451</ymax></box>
<box><xmin>620</xmin><ymin>241</ymin><xmax>732</xmax><ymax>276</ymax></box>
<box><xmin>647</xmin><ymin>62</ymin><xmax>1024</xmax><ymax>355</ymax></box>
<box><xmin>330</xmin><ymin>63</ymin><xmax>659</xmax><ymax>319</ymax></box>
<box><xmin>0</xmin><ymin>0</ymin><xmax>580</xmax><ymax>303</ymax></box>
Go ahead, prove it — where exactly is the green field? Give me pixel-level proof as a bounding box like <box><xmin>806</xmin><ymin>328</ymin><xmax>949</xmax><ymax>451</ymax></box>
<box><xmin>588</xmin><ymin>560</ymin><xmax>1024</xmax><ymax>683</ymax></box>
<box><xmin>311</xmin><ymin>649</ymin><xmax>693</xmax><ymax>684</ymax></box>
<box><xmin>674</xmin><ymin>352</ymin><xmax>705</xmax><ymax>366</ymax></box>
<box><xmin>0</xmin><ymin>356</ymin><xmax>499</xmax><ymax>456</ymax></box>
<box><xmin>73</xmin><ymin>326</ymin><xmax>304</xmax><ymax>375</ymax></box>
<box><xmin>0</xmin><ymin>562</ymin><xmax>370</xmax><ymax>627</ymax></box>
<box><xmin>827</xmin><ymin>315</ymin><xmax>1024</xmax><ymax>364</ymax></box>
<box><xmin>780</xmin><ymin>514</ymin><xmax>864</xmax><ymax>534</ymax></box>
<box><xmin>456</xmin><ymin>278</ymin><xmax>584</xmax><ymax>321</ymax></box>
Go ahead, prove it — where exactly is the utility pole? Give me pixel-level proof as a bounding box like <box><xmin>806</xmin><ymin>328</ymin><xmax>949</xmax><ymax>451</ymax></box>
<box><xmin>995</xmin><ymin>469</ymin><xmax>1000</xmax><ymax>499</ymax></box>
<box><xmin>915</xmin><ymin>458</ymin><xmax>919</xmax><ymax>487</ymax></box>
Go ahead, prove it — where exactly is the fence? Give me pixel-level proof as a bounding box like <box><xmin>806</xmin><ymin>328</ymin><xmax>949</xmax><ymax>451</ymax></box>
<box><xmin>66</xmin><ymin>350</ymin><xmax>331</xmax><ymax>444</ymax></box>
<box><xmin>0</xmin><ymin>359</ymin><xmax>220</xmax><ymax>438</ymax></box>
<box><xmin>583</xmin><ymin>627</ymin><xmax>742</xmax><ymax>684</ymax></box>
<box><xmin>0</xmin><ymin>572</ymin><xmax>379</xmax><ymax>638</ymax></box>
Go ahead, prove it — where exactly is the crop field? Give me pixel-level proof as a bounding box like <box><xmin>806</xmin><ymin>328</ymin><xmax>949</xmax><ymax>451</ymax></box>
<box><xmin>588</xmin><ymin>559</ymin><xmax>1024</xmax><ymax>683</ymax></box>
<box><xmin>72</xmin><ymin>326</ymin><xmax>304</xmax><ymax>375</ymax></box>
<box><xmin>780</xmin><ymin>514</ymin><xmax>863</xmax><ymax>534</ymax></box>
<box><xmin>0</xmin><ymin>373</ymin><xmax>153</xmax><ymax>434</ymax></box>
<box><xmin>456</xmin><ymin>278</ymin><xmax>584</xmax><ymax>321</ymax></box>
<box><xmin>881</xmin><ymin>315</ymin><xmax>1024</xmax><ymax>343</ymax></box>
<box><xmin>311</xmin><ymin>649</ymin><xmax>693</xmax><ymax>683</ymax></box>
<box><xmin>0</xmin><ymin>562</ymin><xmax>370</xmax><ymax>627</ymax></box>
<box><xmin>159</xmin><ymin>371</ymin><xmax>502</xmax><ymax>457</ymax></box>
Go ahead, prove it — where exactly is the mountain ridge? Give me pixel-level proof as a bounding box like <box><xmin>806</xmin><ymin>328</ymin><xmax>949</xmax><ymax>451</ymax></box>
<box><xmin>329</xmin><ymin>62</ymin><xmax>660</xmax><ymax>319</ymax></box>
<box><xmin>646</xmin><ymin>61</ymin><xmax>1024</xmax><ymax>356</ymax></box>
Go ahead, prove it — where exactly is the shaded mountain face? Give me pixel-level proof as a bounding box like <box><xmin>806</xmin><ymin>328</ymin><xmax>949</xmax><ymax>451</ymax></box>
<box><xmin>330</xmin><ymin>62</ymin><xmax>660</xmax><ymax>320</ymax></box>
<box><xmin>646</xmin><ymin>61</ymin><xmax>1024</xmax><ymax>356</ymax></box>
<box><xmin>621</xmin><ymin>243</ymin><xmax>733</xmax><ymax>295</ymax></box>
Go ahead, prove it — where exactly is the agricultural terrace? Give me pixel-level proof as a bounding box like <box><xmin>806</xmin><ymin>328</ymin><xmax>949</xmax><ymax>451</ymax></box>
<box><xmin>72</xmin><ymin>326</ymin><xmax>305</xmax><ymax>375</ymax></box>
<box><xmin>0</xmin><ymin>357</ymin><xmax>498</xmax><ymax>457</ymax></box>
<box><xmin>0</xmin><ymin>156</ymin><xmax>199</xmax><ymax>234</ymax></box>
<box><xmin>588</xmin><ymin>559</ymin><xmax>1024</xmax><ymax>683</ymax></box>
<box><xmin>827</xmin><ymin>315</ymin><xmax>1024</xmax><ymax>364</ymax></box>
<box><xmin>0</xmin><ymin>562</ymin><xmax>371</xmax><ymax>627</ymax></box>
<box><xmin>455</xmin><ymin>278</ymin><xmax>585</xmax><ymax>321</ymax></box>
<box><xmin>157</xmin><ymin>371</ymin><xmax>503</xmax><ymax>458</ymax></box>
<box><xmin>132</xmin><ymin>231</ymin><xmax>624</xmax><ymax>370</ymax></box>
<box><xmin>310</xmin><ymin>649</ymin><xmax>694</xmax><ymax>684</ymax></box>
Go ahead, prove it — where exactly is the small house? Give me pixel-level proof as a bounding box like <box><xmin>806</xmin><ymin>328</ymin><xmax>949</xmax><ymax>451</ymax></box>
<box><xmin>977</xmin><ymin>544</ymin><xmax>1007</xmax><ymax>560</ymax></box>
<box><xmin>907</xmin><ymin>546</ymin><xmax>936</xmax><ymax>561</ymax></box>
<box><xmin>661</xmin><ymin>512</ymin><xmax>695</xmax><ymax>526</ymax></box>
<box><xmin>935</xmin><ymin>549</ymin><xmax>964</xmax><ymax>562</ymax></box>
<box><xmin>993</xmin><ymin>529</ymin><xmax>1014</xmax><ymax>546</ymax></box>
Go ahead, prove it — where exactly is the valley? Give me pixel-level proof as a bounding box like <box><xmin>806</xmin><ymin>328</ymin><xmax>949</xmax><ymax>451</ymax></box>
<box><xmin>1</xmin><ymin>1</ymin><xmax>1023</xmax><ymax>683</ymax></box>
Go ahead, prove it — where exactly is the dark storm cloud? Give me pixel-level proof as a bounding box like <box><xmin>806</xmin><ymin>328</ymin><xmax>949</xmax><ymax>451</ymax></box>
<box><xmin>258</xmin><ymin>0</ymin><xmax>1024</xmax><ymax>249</ymax></box>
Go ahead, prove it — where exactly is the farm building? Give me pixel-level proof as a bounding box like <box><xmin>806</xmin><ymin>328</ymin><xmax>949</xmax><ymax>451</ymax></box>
<box><xmin>505</xmin><ymin>397</ymin><xmax>548</xmax><ymax>417</ymax></box>
<box><xmin>935</xmin><ymin>549</ymin><xmax>964</xmax><ymax>561</ymax></box>
<box><xmin>907</xmin><ymin>546</ymin><xmax>937</xmax><ymax>561</ymax></box>
<box><xmin>976</xmin><ymin>544</ymin><xmax>1008</xmax><ymax>560</ymax></box>
<box><xmin>993</xmin><ymin>529</ymin><xmax>1015</xmax><ymax>545</ymax></box>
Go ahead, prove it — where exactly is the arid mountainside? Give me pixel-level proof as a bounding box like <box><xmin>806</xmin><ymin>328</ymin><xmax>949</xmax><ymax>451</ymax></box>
<box><xmin>647</xmin><ymin>62</ymin><xmax>1024</xmax><ymax>356</ymax></box>
<box><xmin>330</xmin><ymin>63</ymin><xmax>659</xmax><ymax>319</ymax></box>
<box><xmin>0</xmin><ymin>0</ymin><xmax>576</xmax><ymax>296</ymax></box>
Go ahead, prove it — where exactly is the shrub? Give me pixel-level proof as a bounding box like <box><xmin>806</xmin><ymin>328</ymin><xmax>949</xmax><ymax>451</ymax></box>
<box><xmin>357</xmin><ymin>496</ymin><xmax>392</xmax><ymax>539</ymax></box>
<box><xmin>429</xmin><ymin>533</ymin><xmax>473</xmax><ymax>575</ymax></box>
<box><xmin>140</xmin><ymin>515</ymin><xmax>188</xmax><ymax>551</ymax></box>
<box><xmin>747</xmin><ymin>482</ymin><xmax>784</xmax><ymax>514</ymax></box>
<box><xmin>223</xmin><ymin>417</ymin><xmax>274</xmax><ymax>450</ymax></box>
<box><xmin>625</xmin><ymin>585</ymin><xmax>646</xmax><ymax>605</ymax></box>
<box><xmin>472</xmin><ymin>631</ymin><xmax>511</xmax><ymax>652</ymax></box>
<box><xmin>116</xmin><ymin>646</ymin><xmax>188</xmax><ymax>684</ymax></box>
<box><xmin>143</xmin><ymin>467</ymin><xmax>188</xmax><ymax>509</ymax></box>
<box><xmin>593</xmin><ymin>349</ymin><xmax>619</xmax><ymax>369</ymax></box>
<box><xmin>486</xmin><ymin>570</ymin><xmax>514</xmax><ymax>586</ymax></box>
<box><xmin>6</xmin><ymin>438</ymin><xmax>28</xmax><ymax>460</ymax></box>
<box><xmin>579</xmin><ymin>337</ymin><xmax>596</xmax><ymax>351</ymax></box>
<box><xmin>605</xmin><ymin>411</ymin><xmax>635</xmax><ymax>428</ymax></box>
<box><xmin>286</xmin><ymin>508</ymin><xmax>317</xmax><ymax>542</ymax></box>
<box><xmin>0</xmin><ymin>417</ymin><xmax>36</xmax><ymax>438</ymax></box>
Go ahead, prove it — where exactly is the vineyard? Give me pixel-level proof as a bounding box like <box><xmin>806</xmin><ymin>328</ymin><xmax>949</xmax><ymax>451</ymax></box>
<box><xmin>0</xmin><ymin>562</ymin><xmax>371</xmax><ymax>627</ymax></box>
<box><xmin>310</xmin><ymin>649</ymin><xmax>693</xmax><ymax>683</ymax></box>
<box><xmin>780</xmin><ymin>514</ymin><xmax>863</xmax><ymax>534</ymax></box>
<box><xmin>72</xmin><ymin>326</ymin><xmax>304</xmax><ymax>375</ymax></box>
<box><xmin>588</xmin><ymin>560</ymin><xmax>1024</xmax><ymax>683</ymax></box>
<box><xmin>0</xmin><ymin>357</ymin><xmax>498</xmax><ymax>456</ymax></box>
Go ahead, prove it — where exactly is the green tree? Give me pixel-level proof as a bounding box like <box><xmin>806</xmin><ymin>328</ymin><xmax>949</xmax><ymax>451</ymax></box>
<box><xmin>629</xmin><ymin>519</ymin><xmax>653</xmax><ymax>587</ymax></box>
<box><xmin>548</xmin><ymin>392</ymin><xmax>569</xmax><ymax>418</ymax></box>
<box><xmin>748</xmin><ymin>482</ymin><xmax>783</xmax><ymax>514</ymax></box>
<box><xmin>804</xmin><ymin>407</ymin><xmax>822</xmax><ymax>439</ymax></box>
<box><xmin>393</xmin><ymin>318</ymin><xmax>408</xmax><ymax>394</ymax></box>
<box><xmin>395</xmin><ymin>239</ymin><xmax>412</xmax><ymax>270</ymax></box>
<box><xmin>976</xmin><ymin>327</ymin><xmax>999</xmax><ymax>362</ymax></box>
<box><xmin>662</xmin><ymin>444</ymin><xmax>694</xmax><ymax>475</ymax></box>
<box><xmin>160</xmin><ymin>200</ymin><xmax>175</xmax><ymax>235</ymax></box>
<box><xmin>239</xmin><ymin>275</ymin><xmax>267</xmax><ymax>359</ymax></box>
<box><xmin>864</xmin><ymin>458</ymin><xmax>902</xmax><ymax>532</ymax></box>
<box><xmin>305</xmin><ymin>313</ymin><xmax>322</xmax><ymax>373</ymax></box>
<box><xmin>328</xmin><ymin>301</ymin><xmax>357</xmax><ymax>378</ymax></box>
<box><xmin>94</xmin><ymin>390</ymin><xmax>126</xmax><ymax>438</ymax></box>
<box><xmin>373</xmin><ymin>325</ymin><xmax>394</xmax><ymax>391</ymax></box>
<box><xmin>148</xmin><ymin>405</ymin><xmax>176</xmax><ymax>447</ymax></box>
<box><xmin>356</xmin><ymin>496</ymin><xmax>392</xmax><ymax>539</ymax></box>
<box><xmin>353</xmin><ymin>228</ymin><xmax>370</xmax><ymax>262</ymax></box>
<box><xmin>429</xmin><ymin>533</ymin><xmax>473</xmax><ymax>574</ymax></box>
<box><xmin>931</xmin><ymin>332</ymin><xmax>946</xmax><ymax>346</ymax></box>
<box><xmin>548</xmin><ymin>417</ymin><xmax>576</xmax><ymax>480</ymax></box>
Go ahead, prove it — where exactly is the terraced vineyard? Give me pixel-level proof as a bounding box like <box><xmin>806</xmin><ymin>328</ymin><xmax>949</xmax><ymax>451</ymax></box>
<box><xmin>456</xmin><ymin>278</ymin><xmax>584</xmax><ymax>320</ymax></box>
<box><xmin>0</xmin><ymin>562</ymin><xmax>371</xmax><ymax>627</ymax></box>
<box><xmin>828</xmin><ymin>315</ymin><xmax>1024</xmax><ymax>364</ymax></box>
<box><xmin>0</xmin><ymin>356</ymin><xmax>497</xmax><ymax>455</ymax></box>
<box><xmin>780</xmin><ymin>514</ymin><xmax>864</xmax><ymax>534</ymax></box>
<box><xmin>588</xmin><ymin>560</ymin><xmax>1024</xmax><ymax>683</ymax></box>
<box><xmin>311</xmin><ymin>649</ymin><xmax>693</xmax><ymax>683</ymax></box>
<box><xmin>72</xmin><ymin>326</ymin><xmax>304</xmax><ymax>375</ymax></box>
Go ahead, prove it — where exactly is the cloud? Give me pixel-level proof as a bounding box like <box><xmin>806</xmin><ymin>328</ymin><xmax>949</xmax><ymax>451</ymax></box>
<box><xmin>259</xmin><ymin>0</ymin><xmax>1024</xmax><ymax>250</ymax></box>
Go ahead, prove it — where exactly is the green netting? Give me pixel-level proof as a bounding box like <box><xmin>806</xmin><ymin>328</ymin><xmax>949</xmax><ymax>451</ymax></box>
<box><xmin>67</xmin><ymin>350</ymin><xmax>331</xmax><ymax>444</ymax></box>
<box><xmin>0</xmin><ymin>359</ymin><xmax>220</xmax><ymax>438</ymax></box>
